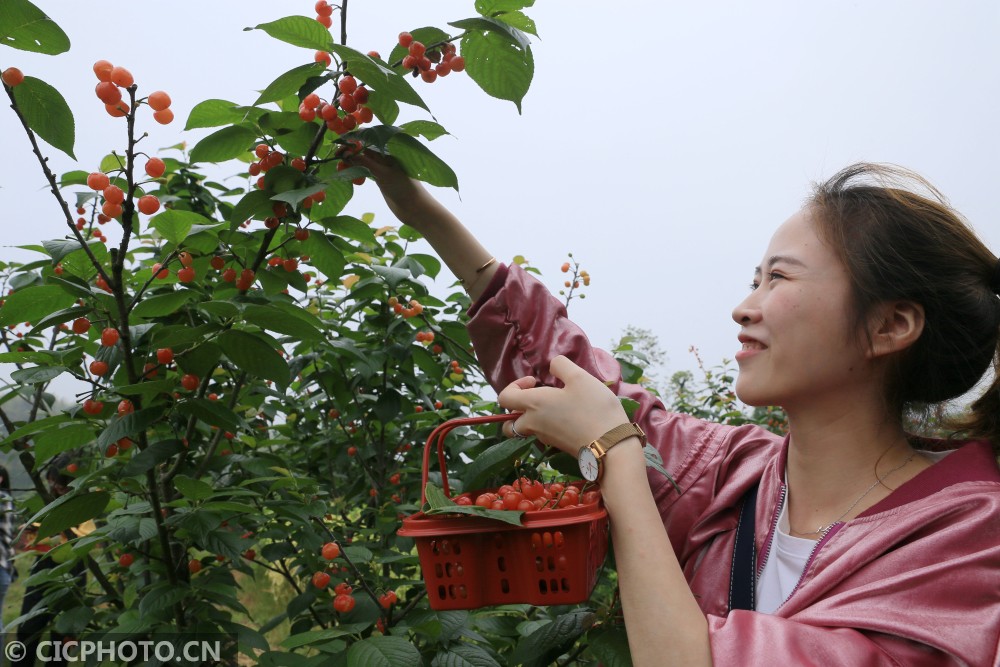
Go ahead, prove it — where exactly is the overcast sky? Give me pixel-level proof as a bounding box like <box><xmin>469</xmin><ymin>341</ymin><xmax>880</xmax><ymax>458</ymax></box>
<box><xmin>2</xmin><ymin>1</ymin><xmax>998</xmax><ymax>402</ymax></box>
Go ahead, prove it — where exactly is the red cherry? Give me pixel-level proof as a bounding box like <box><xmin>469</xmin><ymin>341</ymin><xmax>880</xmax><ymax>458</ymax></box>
<box><xmin>321</xmin><ymin>542</ymin><xmax>340</xmax><ymax>560</ymax></box>
<box><xmin>117</xmin><ymin>399</ymin><xmax>134</xmax><ymax>416</ymax></box>
<box><xmin>180</xmin><ymin>374</ymin><xmax>199</xmax><ymax>391</ymax></box>
<box><xmin>118</xmin><ymin>553</ymin><xmax>134</xmax><ymax>567</ymax></box>
<box><xmin>101</xmin><ymin>328</ymin><xmax>119</xmax><ymax>347</ymax></box>
<box><xmin>177</xmin><ymin>267</ymin><xmax>196</xmax><ymax>283</ymax></box>
<box><xmin>156</xmin><ymin>348</ymin><xmax>174</xmax><ymax>364</ymax></box>
<box><xmin>398</xmin><ymin>32</ymin><xmax>413</xmax><ymax>48</ymax></box>
<box><xmin>145</xmin><ymin>158</ymin><xmax>165</xmax><ymax>178</ymax></box>
<box><xmin>333</xmin><ymin>594</ymin><xmax>355</xmax><ymax>613</ymax></box>
<box><xmin>312</xmin><ymin>571</ymin><xmax>331</xmax><ymax>589</ymax></box>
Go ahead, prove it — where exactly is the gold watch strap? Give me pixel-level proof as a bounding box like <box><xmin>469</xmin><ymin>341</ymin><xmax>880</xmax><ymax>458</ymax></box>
<box><xmin>590</xmin><ymin>422</ymin><xmax>646</xmax><ymax>459</ymax></box>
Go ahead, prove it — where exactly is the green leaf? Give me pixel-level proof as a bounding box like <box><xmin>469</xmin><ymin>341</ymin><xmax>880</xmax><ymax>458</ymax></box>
<box><xmin>185</xmin><ymin>99</ymin><xmax>256</xmax><ymax>130</ymax></box>
<box><xmin>119</xmin><ymin>439</ymin><xmax>184</xmax><ymax>477</ymax></box>
<box><xmin>173</xmin><ymin>475</ymin><xmax>214</xmax><ymax>501</ymax></box>
<box><xmin>459</xmin><ymin>30</ymin><xmax>533</xmax><ymax>112</ymax></box>
<box><xmin>399</xmin><ymin>120</ymin><xmax>450</xmax><ymax>141</ymax></box>
<box><xmin>424</xmin><ymin>482</ymin><xmax>523</xmax><ymax>526</ymax></box>
<box><xmin>250</xmin><ymin>16</ymin><xmax>334</xmax><ymax>52</ymax></box>
<box><xmin>254</xmin><ymin>62</ymin><xmax>328</xmax><ymax>106</ymax></box>
<box><xmin>149</xmin><ymin>209</ymin><xmax>218</xmax><ymax>246</ymax></box>
<box><xmin>619</xmin><ymin>397</ymin><xmax>640</xmax><ymax>421</ymax></box>
<box><xmin>99</xmin><ymin>153</ymin><xmax>125</xmax><ymax>173</ymax></box>
<box><xmin>302</xmin><ymin>232</ymin><xmax>346</xmax><ymax>281</ymax></box>
<box><xmin>270</xmin><ymin>181</ymin><xmax>327</xmax><ymax>210</ymax></box>
<box><xmin>373</xmin><ymin>390</ymin><xmax>402</xmax><ymax>423</ymax></box>
<box><xmin>41</xmin><ymin>238</ymin><xmax>104</xmax><ymax>264</ymax></box>
<box><xmin>431</xmin><ymin>643</ymin><xmax>502</xmax><ymax>667</ymax></box>
<box><xmin>491</xmin><ymin>10</ymin><xmax>537</xmax><ymax>36</ymax></box>
<box><xmin>475</xmin><ymin>0</ymin><xmax>535</xmax><ymax>16</ymax></box>
<box><xmin>0</xmin><ymin>413</ymin><xmax>69</xmax><ymax>446</ymax></box>
<box><xmin>346</xmin><ymin>635</ymin><xmax>421</xmax><ymax>667</ymax></box>
<box><xmin>281</xmin><ymin>626</ymin><xmax>371</xmax><ymax>649</ymax></box>
<box><xmin>217</xmin><ymin>329</ymin><xmax>290</xmax><ymax>389</ymax></box>
<box><xmin>449</xmin><ymin>16</ymin><xmax>531</xmax><ymax>51</ymax></box>
<box><xmin>618</xmin><ymin>359</ymin><xmax>644</xmax><ymax>385</ymax></box>
<box><xmin>643</xmin><ymin>444</ymin><xmax>680</xmax><ymax>493</ymax></box>
<box><xmin>96</xmin><ymin>407</ymin><xmax>166</xmax><ymax>450</ymax></box>
<box><xmin>384</xmin><ymin>132</ymin><xmax>458</xmax><ymax>190</ymax></box>
<box><xmin>366</xmin><ymin>88</ymin><xmax>399</xmax><ymax>126</ymax></box>
<box><xmin>328</xmin><ymin>44</ymin><xmax>429</xmax><ymax>112</ymax></box>
<box><xmin>10</xmin><ymin>365</ymin><xmax>66</xmax><ymax>385</ymax></box>
<box><xmin>175</xmin><ymin>398</ymin><xmax>242</xmax><ymax>432</ymax></box>
<box><xmin>0</xmin><ymin>285</ymin><xmax>75</xmax><ymax>326</ymax></box>
<box><xmin>0</xmin><ymin>0</ymin><xmax>70</xmax><ymax>54</ymax></box>
<box><xmin>34</xmin><ymin>421</ymin><xmax>95</xmax><ymax>464</ymax></box>
<box><xmin>132</xmin><ymin>290</ymin><xmax>199</xmax><ymax>318</ymax></box>
<box><xmin>587</xmin><ymin>628</ymin><xmax>634</xmax><ymax>667</ymax></box>
<box><xmin>508</xmin><ymin>611</ymin><xmax>597</xmax><ymax>667</ymax></box>
<box><xmin>370</xmin><ymin>265</ymin><xmax>410</xmax><ymax>290</ymax></box>
<box><xmin>273</xmin><ymin>121</ymin><xmax>320</xmax><ymax>158</ymax></box>
<box><xmin>60</xmin><ymin>170</ymin><xmax>88</xmax><ymax>187</ymax></box>
<box><xmin>461</xmin><ymin>437</ymin><xmax>533</xmax><ymax>492</ymax></box>
<box><xmin>189</xmin><ymin>125</ymin><xmax>258</xmax><ymax>164</ymax></box>
<box><xmin>11</xmin><ymin>76</ymin><xmax>75</xmax><ymax>158</ymax></box>
<box><xmin>230</xmin><ymin>189</ymin><xmax>274</xmax><ymax>224</ymax></box>
<box><xmin>403</xmin><ymin>253</ymin><xmax>442</xmax><ymax>279</ymax></box>
<box><xmin>35</xmin><ymin>492</ymin><xmax>110</xmax><ymax>540</ymax></box>
<box><xmin>317</xmin><ymin>216</ymin><xmax>376</xmax><ymax>244</ymax></box>
<box><xmin>243</xmin><ymin>304</ymin><xmax>323</xmax><ymax>342</ymax></box>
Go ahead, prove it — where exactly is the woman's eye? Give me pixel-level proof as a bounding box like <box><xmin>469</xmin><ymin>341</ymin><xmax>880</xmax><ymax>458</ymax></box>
<box><xmin>769</xmin><ymin>272</ymin><xmax>784</xmax><ymax>281</ymax></box>
<box><xmin>749</xmin><ymin>281</ymin><xmax>759</xmax><ymax>291</ymax></box>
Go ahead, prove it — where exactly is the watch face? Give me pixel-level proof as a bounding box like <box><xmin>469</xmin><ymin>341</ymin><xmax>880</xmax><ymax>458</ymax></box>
<box><xmin>578</xmin><ymin>447</ymin><xmax>599</xmax><ymax>482</ymax></box>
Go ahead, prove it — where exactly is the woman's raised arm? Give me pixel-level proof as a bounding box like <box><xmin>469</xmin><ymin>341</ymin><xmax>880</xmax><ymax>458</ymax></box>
<box><xmin>353</xmin><ymin>152</ymin><xmax>499</xmax><ymax>301</ymax></box>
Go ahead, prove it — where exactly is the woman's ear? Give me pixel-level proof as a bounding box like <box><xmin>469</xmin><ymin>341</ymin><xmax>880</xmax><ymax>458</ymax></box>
<box><xmin>867</xmin><ymin>300</ymin><xmax>925</xmax><ymax>359</ymax></box>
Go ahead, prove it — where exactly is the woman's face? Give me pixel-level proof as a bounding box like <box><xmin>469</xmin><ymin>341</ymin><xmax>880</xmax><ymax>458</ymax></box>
<box><xmin>731</xmin><ymin>208</ymin><xmax>872</xmax><ymax>410</ymax></box>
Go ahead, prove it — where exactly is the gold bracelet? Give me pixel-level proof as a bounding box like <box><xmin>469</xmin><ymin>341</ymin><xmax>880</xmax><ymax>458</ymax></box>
<box><xmin>475</xmin><ymin>257</ymin><xmax>497</xmax><ymax>273</ymax></box>
<box><xmin>459</xmin><ymin>257</ymin><xmax>497</xmax><ymax>285</ymax></box>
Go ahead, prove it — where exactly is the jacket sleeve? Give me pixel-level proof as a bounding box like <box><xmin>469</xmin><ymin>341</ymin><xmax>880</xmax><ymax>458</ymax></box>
<box><xmin>466</xmin><ymin>264</ymin><xmax>779</xmax><ymax>540</ymax></box>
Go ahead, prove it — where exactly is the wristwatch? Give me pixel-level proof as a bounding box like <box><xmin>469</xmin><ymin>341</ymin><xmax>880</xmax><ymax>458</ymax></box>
<box><xmin>578</xmin><ymin>422</ymin><xmax>646</xmax><ymax>482</ymax></box>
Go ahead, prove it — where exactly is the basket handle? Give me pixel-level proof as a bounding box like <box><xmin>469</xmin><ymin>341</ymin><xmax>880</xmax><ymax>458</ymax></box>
<box><xmin>420</xmin><ymin>413</ymin><xmax>522</xmax><ymax>506</ymax></box>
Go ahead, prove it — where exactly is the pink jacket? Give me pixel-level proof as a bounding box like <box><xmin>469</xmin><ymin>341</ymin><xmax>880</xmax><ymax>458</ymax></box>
<box><xmin>468</xmin><ymin>263</ymin><xmax>1000</xmax><ymax>666</ymax></box>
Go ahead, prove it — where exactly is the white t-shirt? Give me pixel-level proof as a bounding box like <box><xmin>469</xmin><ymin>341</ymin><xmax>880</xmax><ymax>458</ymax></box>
<box><xmin>755</xmin><ymin>494</ymin><xmax>816</xmax><ymax>614</ymax></box>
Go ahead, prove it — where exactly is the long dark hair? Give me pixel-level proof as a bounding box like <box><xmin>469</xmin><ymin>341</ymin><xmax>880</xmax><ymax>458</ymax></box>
<box><xmin>810</xmin><ymin>163</ymin><xmax>1000</xmax><ymax>450</ymax></box>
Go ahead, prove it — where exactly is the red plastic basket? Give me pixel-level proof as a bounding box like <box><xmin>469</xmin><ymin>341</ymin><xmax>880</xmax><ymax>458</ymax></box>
<box><xmin>398</xmin><ymin>414</ymin><xmax>609</xmax><ymax>610</ymax></box>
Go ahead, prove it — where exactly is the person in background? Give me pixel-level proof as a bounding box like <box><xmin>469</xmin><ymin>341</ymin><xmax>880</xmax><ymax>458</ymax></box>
<box><xmin>0</xmin><ymin>465</ymin><xmax>15</xmax><ymax>645</ymax></box>
<box><xmin>358</xmin><ymin>153</ymin><xmax>1000</xmax><ymax>666</ymax></box>
<box><xmin>12</xmin><ymin>454</ymin><xmax>86</xmax><ymax>667</ymax></box>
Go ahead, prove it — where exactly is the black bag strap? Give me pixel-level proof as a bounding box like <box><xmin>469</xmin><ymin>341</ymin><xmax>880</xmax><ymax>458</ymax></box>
<box><xmin>728</xmin><ymin>481</ymin><xmax>760</xmax><ymax>612</ymax></box>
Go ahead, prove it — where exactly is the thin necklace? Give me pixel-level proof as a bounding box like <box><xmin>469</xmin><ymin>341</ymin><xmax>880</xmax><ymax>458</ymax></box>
<box><xmin>790</xmin><ymin>451</ymin><xmax>917</xmax><ymax>537</ymax></box>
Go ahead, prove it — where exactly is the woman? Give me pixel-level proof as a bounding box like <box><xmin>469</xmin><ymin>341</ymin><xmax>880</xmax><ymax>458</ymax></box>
<box><xmin>0</xmin><ymin>465</ymin><xmax>15</xmax><ymax>639</ymax></box>
<box><xmin>359</xmin><ymin>155</ymin><xmax>1000</xmax><ymax>666</ymax></box>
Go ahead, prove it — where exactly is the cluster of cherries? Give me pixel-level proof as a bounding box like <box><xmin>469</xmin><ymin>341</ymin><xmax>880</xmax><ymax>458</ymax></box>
<box><xmin>388</xmin><ymin>296</ymin><xmax>424</xmax><ymax>318</ymax></box>
<box><xmin>311</xmin><ymin>541</ymin><xmax>399</xmax><ymax>613</ymax></box>
<box><xmin>398</xmin><ymin>32</ymin><xmax>466</xmax><ymax>83</ymax></box>
<box><xmin>297</xmin><ymin>76</ymin><xmax>374</xmax><ymax>135</ymax></box>
<box><xmin>92</xmin><ymin>59</ymin><xmax>174</xmax><ymax>123</ymax></box>
<box><xmin>454</xmin><ymin>479</ymin><xmax>601</xmax><ymax>512</ymax></box>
